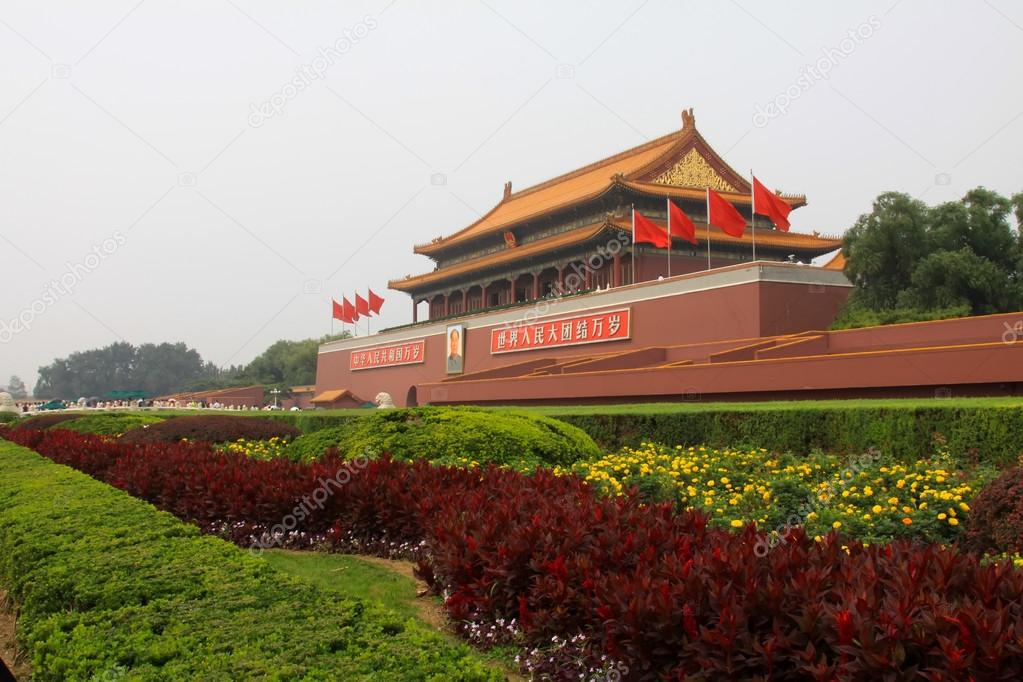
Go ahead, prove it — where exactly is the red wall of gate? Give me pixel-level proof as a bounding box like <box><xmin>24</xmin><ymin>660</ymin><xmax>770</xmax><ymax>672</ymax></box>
<box><xmin>315</xmin><ymin>272</ymin><xmax>851</xmax><ymax>407</ymax></box>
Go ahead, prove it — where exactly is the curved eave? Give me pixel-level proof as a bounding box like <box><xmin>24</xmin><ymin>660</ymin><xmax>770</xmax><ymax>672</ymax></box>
<box><xmin>415</xmin><ymin>176</ymin><xmax>807</xmax><ymax>259</ymax></box>
<box><xmin>619</xmin><ymin>179</ymin><xmax>806</xmax><ymax>209</ymax></box>
<box><xmin>414</xmin><ymin>127</ymin><xmax>685</xmax><ymax>257</ymax></box>
<box><xmin>601</xmin><ymin>218</ymin><xmax>841</xmax><ymax>254</ymax></box>
<box><xmin>392</xmin><ymin>221</ymin><xmax>617</xmax><ymax>292</ymax></box>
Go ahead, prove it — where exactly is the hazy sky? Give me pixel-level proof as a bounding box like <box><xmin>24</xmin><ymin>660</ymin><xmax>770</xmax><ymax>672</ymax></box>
<box><xmin>2</xmin><ymin>1</ymin><xmax>1021</xmax><ymax>393</ymax></box>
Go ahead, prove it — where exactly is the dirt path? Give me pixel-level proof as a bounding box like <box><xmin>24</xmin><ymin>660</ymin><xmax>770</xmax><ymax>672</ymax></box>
<box><xmin>350</xmin><ymin>555</ymin><xmax>451</xmax><ymax>631</ymax></box>
<box><xmin>0</xmin><ymin>590</ymin><xmax>30</xmax><ymax>681</ymax></box>
<box><xmin>351</xmin><ymin>556</ymin><xmax>527</xmax><ymax>682</ymax></box>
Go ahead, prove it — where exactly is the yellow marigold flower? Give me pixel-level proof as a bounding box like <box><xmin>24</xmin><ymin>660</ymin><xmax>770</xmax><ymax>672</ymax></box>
<box><xmin>938</xmin><ymin>513</ymin><xmax>947</xmax><ymax>520</ymax></box>
<box><xmin>887</xmin><ymin>497</ymin><xmax>899</xmax><ymax>506</ymax></box>
<box><xmin>730</xmin><ymin>519</ymin><xmax>743</xmax><ymax>528</ymax></box>
<box><xmin>832</xmin><ymin>521</ymin><xmax>842</xmax><ymax>529</ymax></box>
<box><xmin>902</xmin><ymin>517</ymin><xmax>913</xmax><ymax>525</ymax></box>
<box><xmin>959</xmin><ymin>502</ymin><xmax>969</xmax><ymax>512</ymax></box>
<box><xmin>948</xmin><ymin>517</ymin><xmax>959</xmax><ymax>526</ymax></box>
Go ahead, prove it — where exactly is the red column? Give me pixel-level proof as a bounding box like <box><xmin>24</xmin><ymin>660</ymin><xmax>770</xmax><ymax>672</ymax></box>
<box><xmin>532</xmin><ymin>272</ymin><xmax>540</xmax><ymax>300</ymax></box>
<box><xmin>412</xmin><ymin>299</ymin><xmax>418</xmax><ymax>324</ymax></box>
<box><xmin>613</xmin><ymin>252</ymin><xmax>621</xmax><ymax>288</ymax></box>
<box><xmin>443</xmin><ymin>294</ymin><xmax>450</xmax><ymax>317</ymax></box>
<box><xmin>557</xmin><ymin>265</ymin><xmax>565</xmax><ymax>293</ymax></box>
<box><xmin>462</xmin><ymin>289</ymin><xmax>468</xmax><ymax>312</ymax></box>
<box><xmin>508</xmin><ymin>276</ymin><xmax>515</xmax><ymax>303</ymax></box>
<box><xmin>584</xmin><ymin>267</ymin><xmax>592</xmax><ymax>290</ymax></box>
<box><xmin>480</xmin><ymin>283</ymin><xmax>487</xmax><ymax>310</ymax></box>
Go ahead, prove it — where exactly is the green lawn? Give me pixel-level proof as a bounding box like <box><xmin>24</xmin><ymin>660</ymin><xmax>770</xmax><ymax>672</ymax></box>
<box><xmin>263</xmin><ymin>551</ymin><xmax>427</xmax><ymax>624</ymax></box>
<box><xmin>264</xmin><ymin>550</ymin><xmax>523</xmax><ymax>679</ymax></box>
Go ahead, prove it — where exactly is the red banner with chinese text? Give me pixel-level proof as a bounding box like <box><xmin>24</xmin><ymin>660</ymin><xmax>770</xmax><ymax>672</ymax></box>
<box><xmin>490</xmin><ymin>308</ymin><xmax>631</xmax><ymax>354</ymax></box>
<box><xmin>350</xmin><ymin>339</ymin><xmax>426</xmax><ymax>370</ymax></box>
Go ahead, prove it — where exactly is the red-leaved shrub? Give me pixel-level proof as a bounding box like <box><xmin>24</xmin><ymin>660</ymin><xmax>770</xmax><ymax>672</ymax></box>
<box><xmin>118</xmin><ymin>414</ymin><xmax>299</xmax><ymax>444</ymax></box>
<box><xmin>6</xmin><ymin>428</ymin><xmax>1023</xmax><ymax>679</ymax></box>
<box><xmin>964</xmin><ymin>466</ymin><xmax>1023</xmax><ymax>556</ymax></box>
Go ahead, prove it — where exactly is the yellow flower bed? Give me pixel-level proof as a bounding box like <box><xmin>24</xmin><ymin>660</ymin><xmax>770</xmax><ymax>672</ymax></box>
<box><xmin>220</xmin><ymin>436</ymin><xmax>290</xmax><ymax>461</ymax></box>
<box><xmin>562</xmin><ymin>443</ymin><xmax>994</xmax><ymax>544</ymax></box>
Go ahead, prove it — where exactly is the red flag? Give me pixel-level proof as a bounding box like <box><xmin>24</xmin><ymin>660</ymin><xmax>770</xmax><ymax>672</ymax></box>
<box><xmin>343</xmin><ymin>296</ymin><xmax>358</xmax><ymax>322</ymax></box>
<box><xmin>753</xmin><ymin>176</ymin><xmax>792</xmax><ymax>232</ymax></box>
<box><xmin>707</xmin><ymin>189</ymin><xmax>746</xmax><ymax>238</ymax></box>
<box><xmin>368</xmin><ymin>289</ymin><xmax>385</xmax><ymax>314</ymax></box>
<box><xmin>355</xmin><ymin>292</ymin><xmax>370</xmax><ymax>317</ymax></box>
<box><xmin>632</xmin><ymin>209</ymin><xmax>670</xmax><ymax>248</ymax></box>
<box><xmin>668</xmin><ymin>199</ymin><xmax>697</xmax><ymax>245</ymax></box>
<box><xmin>332</xmin><ymin>299</ymin><xmax>347</xmax><ymax>322</ymax></box>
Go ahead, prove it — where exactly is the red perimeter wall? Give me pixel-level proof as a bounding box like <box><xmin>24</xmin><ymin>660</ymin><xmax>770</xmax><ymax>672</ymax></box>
<box><xmin>315</xmin><ymin>265</ymin><xmax>852</xmax><ymax>407</ymax></box>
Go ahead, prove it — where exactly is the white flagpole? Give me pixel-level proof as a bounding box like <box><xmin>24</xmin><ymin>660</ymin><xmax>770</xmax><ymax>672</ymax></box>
<box><xmin>750</xmin><ymin>169</ymin><xmax>757</xmax><ymax>263</ymax></box>
<box><xmin>666</xmin><ymin>196</ymin><xmax>671</xmax><ymax>278</ymax></box>
<box><xmin>705</xmin><ymin>189</ymin><xmax>711</xmax><ymax>271</ymax></box>
<box><xmin>631</xmin><ymin>204</ymin><xmax>636</xmax><ymax>286</ymax></box>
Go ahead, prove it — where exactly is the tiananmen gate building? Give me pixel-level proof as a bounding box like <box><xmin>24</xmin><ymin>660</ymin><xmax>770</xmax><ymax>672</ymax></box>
<box><xmin>313</xmin><ymin>110</ymin><xmax>1023</xmax><ymax>407</ymax></box>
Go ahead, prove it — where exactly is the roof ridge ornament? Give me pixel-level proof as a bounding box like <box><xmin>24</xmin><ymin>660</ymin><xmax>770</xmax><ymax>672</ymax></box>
<box><xmin>681</xmin><ymin>107</ymin><xmax>695</xmax><ymax>131</ymax></box>
<box><xmin>503</xmin><ymin>181</ymin><xmax>512</xmax><ymax>199</ymax></box>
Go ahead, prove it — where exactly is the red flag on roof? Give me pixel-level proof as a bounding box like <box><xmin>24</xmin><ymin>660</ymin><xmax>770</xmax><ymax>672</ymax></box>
<box><xmin>331</xmin><ymin>299</ymin><xmax>347</xmax><ymax>323</ymax></box>
<box><xmin>355</xmin><ymin>292</ymin><xmax>370</xmax><ymax>317</ymax></box>
<box><xmin>707</xmin><ymin>189</ymin><xmax>746</xmax><ymax>238</ymax></box>
<box><xmin>632</xmin><ymin>209</ymin><xmax>671</xmax><ymax>248</ymax></box>
<box><xmin>753</xmin><ymin>176</ymin><xmax>792</xmax><ymax>232</ymax></box>
<box><xmin>668</xmin><ymin>199</ymin><xmax>697</xmax><ymax>245</ymax></box>
<box><xmin>343</xmin><ymin>296</ymin><xmax>358</xmax><ymax>322</ymax></box>
<box><xmin>368</xmin><ymin>289</ymin><xmax>385</xmax><ymax>315</ymax></box>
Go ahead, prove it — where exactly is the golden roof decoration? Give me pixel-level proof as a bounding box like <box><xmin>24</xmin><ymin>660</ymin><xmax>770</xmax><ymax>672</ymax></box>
<box><xmin>652</xmin><ymin>148</ymin><xmax>738</xmax><ymax>192</ymax></box>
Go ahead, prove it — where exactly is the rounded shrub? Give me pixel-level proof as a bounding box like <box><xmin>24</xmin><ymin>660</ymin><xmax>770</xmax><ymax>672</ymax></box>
<box><xmin>963</xmin><ymin>466</ymin><xmax>1023</xmax><ymax>555</ymax></box>
<box><xmin>13</xmin><ymin>412</ymin><xmax>83</xmax><ymax>431</ymax></box>
<box><xmin>119</xmin><ymin>414</ymin><xmax>299</xmax><ymax>444</ymax></box>
<box><xmin>0</xmin><ymin>412</ymin><xmax>20</xmax><ymax>425</ymax></box>
<box><xmin>287</xmin><ymin>407</ymin><xmax>602</xmax><ymax>467</ymax></box>
<box><xmin>60</xmin><ymin>412</ymin><xmax>168</xmax><ymax>436</ymax></box>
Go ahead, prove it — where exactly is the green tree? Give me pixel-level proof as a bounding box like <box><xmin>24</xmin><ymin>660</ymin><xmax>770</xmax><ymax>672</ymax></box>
<box><xmin>898</xmin><ymin>247</ymin><xmax>1014</xmax><ymax>314</ymax></box>
<box><xmin>5</xmin><ymin>375</ymin><xmax>28</xmax><ymax>399</ymax></box>
<box><xmin>839</xmin><ymin>187</ymin><xmax>1022</xmax><ymax>326</ymax></box>
<box><xmin>842</xmin><ymin>192</ymin><xmax>930</xmax><ymax>310</ymax></box>
<box><xmin>35</xmin><ymin>342</ymin><xmax>209</xmax><ymax>399</ymax></box>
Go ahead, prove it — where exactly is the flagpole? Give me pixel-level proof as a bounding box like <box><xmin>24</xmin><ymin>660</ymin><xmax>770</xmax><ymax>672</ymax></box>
<box><xmin>631</xmin><ymin>204</ymin><xmax>636</xmax><ymax>288</ymax></box>
<box><xmin>750</xmin><ymin>169</ymin><xmax>757</xmax><ymax>263</ymax></box>
<box><xmin>705</xmin><ymin>188</ymin><xmax>711</xmax><ymax>271</ymax></box>
<box><xmin>666</xmin><ymin>196</ymin><xmax>671</xmax><ymax>279</ymax></box>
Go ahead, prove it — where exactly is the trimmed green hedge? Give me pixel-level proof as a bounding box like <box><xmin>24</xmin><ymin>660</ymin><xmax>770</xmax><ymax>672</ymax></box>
<box><xmin>548</xmin><ymin>405</ymin><xmax>1023</xmax><ymax>465</ymax></box>
<box><xmin>58</xmin><ymin>412</ymin><xmax>167</xmax><ymax>436</ymax></box>
<box><xmin>0</xmin><ymin>441</ymin><xmax>499</xmax><ymax>681</ymax></box>
<box><xmin>266</xmin><ymin>412</ymin><xmax>364</xmax><ymax>434</ymax></box>
<box><xmin>0</xmin><ymin>411</ymin><xmax>19</xmax><ymax>424</ymax></box>
<box><xmin>288</xmin><ymin>407</ymin><xmax>602</xmax><ymax>467</ymax></box>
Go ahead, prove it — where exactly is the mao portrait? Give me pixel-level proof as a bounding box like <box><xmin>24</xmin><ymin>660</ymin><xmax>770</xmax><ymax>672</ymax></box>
<box><xmin>446</xmin><ymin>324</ymin><xmax>465</xmax><ymax>374</ymax></box>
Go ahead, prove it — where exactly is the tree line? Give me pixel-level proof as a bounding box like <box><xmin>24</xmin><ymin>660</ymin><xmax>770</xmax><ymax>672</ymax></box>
<box><xmin>32</xmin><ymin>333</ymin><xmax>348</xmax><ymax>400</ymax></box>
<box><xmin>837</xmin><ymin>187</ymin><xmax>1022</xmax><ymax>328</ymax></box>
